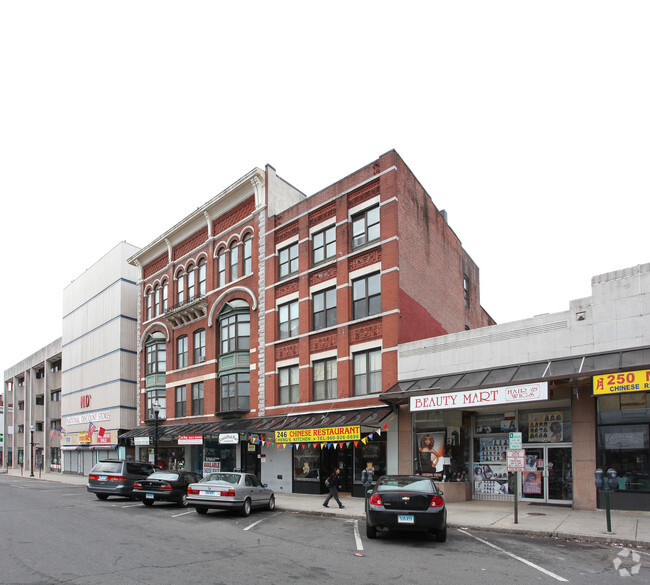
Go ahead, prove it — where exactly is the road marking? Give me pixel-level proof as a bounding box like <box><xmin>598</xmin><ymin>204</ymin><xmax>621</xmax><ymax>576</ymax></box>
<box><xmin>171</xmin><ymin>510</ymin><xmax>194</xmax><ymax>518</ymax></box>
<box><xmin>243</xmin><ymin>512</ymin><xmax>281</xmax><ymax>531</ymax></box>
<box><xmin>353</xmin><ymin>520</ymin><xmax>364</xmax><ymax>551</ymax></box>
<box><xmin>458</xmin><ymin>529</ymin><xmax>568</xmax><ymax>582</ymax></box>
<box><xmin>121</xmin><ymin>503</ymin><xmax>142</xmax><ymax>508</ymax></box>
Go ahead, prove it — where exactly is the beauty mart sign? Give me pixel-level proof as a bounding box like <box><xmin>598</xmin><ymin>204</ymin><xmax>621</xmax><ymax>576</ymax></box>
<box><xmin>410</xmin><ymin>382</ymin><xmax>548</xmax><ymax>412</ymax></box>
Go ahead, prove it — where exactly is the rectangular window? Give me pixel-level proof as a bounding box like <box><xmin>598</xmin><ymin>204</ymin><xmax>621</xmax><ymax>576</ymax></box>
<box><xmin>352</xmin><ymin>272</ymin><xmax>381</xmax><ymax>319</ymax></box>
<box><xmin>218</xmin><ymin>252</ymin><xmax>226</xmax><ymax>287</ymax></box>
<box><xmin>146</xmin><ymin>390</ymin><xmax>166</xmax><ymax>420</ymax></box>
<box><xmin>193</xmin><ymin>329</ymin><xmax>206</xmax><ymax>363</ymax></box>
<box><xmin>230</xmin><ymin>244</ymin><xmax>239</xmax><ymax>280</ymax></box>
<box><xmin>313</xmin><ymin>358</ymin><xmax>337</xmax><ymax>401</ymax></box>
<box><xmin>279</xmin><ymin>365</ymin><xmax>299</xmax><ymax>404</ymax></box>
<box><xmin>464</xmin><ymin>275</ymin><xmax>470</xmax><ymax>309</ymax></box>
<box><xmin>353</xmin><ymin>349</ymin><xmax>382</xmax><ymax>395</ymax></box>
<box><xmin>243</xmin><ymin>235</ymin><xmax>253</xmax><ymax>275</ymax></box>
<box><xmin>187</xmin><ymin>268</ymin><xmax>195</xmax><ymax>299</ymax></box>
<box><xmin>220</xmin><ymin>313</ymin><xmax>251</xmax><ymax>353</ymax></box>
<box><xmin>162</xmin><ymin>282</ymin><xmax>168</xmax><ymax>312</ymax></box>
<box><xmin>192</xmin><ymin>382</ymin><xmax>204</xmax><ymax>416</ymax></box>
<box><xmin>278</xmin><ymin>300</ymin><xmax>299</xmax><ymax>339</ymax></box>
<box><xmin>177</xmin><ymin>273</ymin><xmax>185</xmax><ymax>305</ymax></box>
<box><xmin>146</xmin><ymin>292</ymin><xmax>153</xmax><ymax>320</ymax></box>
<box><xmin>35</xmin><ymin>395</ymin><xmax>44</xmax><ymax>405</ymax></box>
<box><xmin>36</xmin><ymin>422</ymin><xmax>43</xmax><ymax>432</ymax></box>
<box><xmin>176</xmin><ymin>335</ymin><xmax>188</xmax><ymax>369</ymax></box>
<box><xmin>18</xmin><ymin>401</ymin><xmax>24</xmax><ymax>410</ymax></box>
<box><xmin>146</xmin><ymin>342</ymin><xmax>166</xmax><ymax>374</ymax></box>
<box><xmin>175</xmin><ymin>386</ymin><xmax>186</xmax><ymax>418</ymax></box>
<box><xmin>198</xmin><ymin>262</ymin><xmax>207</xmax><ymax>295</ymax></box>
<box><xmin>154</xmin><ymin>287</ymin><xmax>160</xmax><ymax>316</ymax></box>
<box><xmin>312</xmin><ymin>287</ymin><xmax>337</xmax><ymax>330</ymax></box>
<box><xmin>351</xmin><ymin>205</ymin><xmax>380</xmax><ymax>248</ymax></box>
<box><xmin>220</xmin><ymin>373</ymin><xmax>250</xmax><ymax>412</ymax></box>
<box><xmin>278</xmin><ymin>243</ymin><xmax>299</xmax><ymax>279</ymax></box>
<box><xmin>51</xmin><ymin>389</ymin><xmax>61</xmax><ymax>402</ymax></box>
<box><xmin>312</xmin><ymin>225</ymin><xmax>336</xmax><ymax>265</ymax></box>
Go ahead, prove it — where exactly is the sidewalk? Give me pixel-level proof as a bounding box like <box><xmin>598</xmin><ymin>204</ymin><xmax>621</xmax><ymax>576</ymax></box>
<box><xmin>4</xmin><ymin>468</ymin><xmax>649</xmax><ymax>548</ymax></box>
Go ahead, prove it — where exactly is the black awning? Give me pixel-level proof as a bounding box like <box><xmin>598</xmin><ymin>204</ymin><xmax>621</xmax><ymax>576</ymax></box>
<box><xmin>118</xmin><ymin>406</ymin><xmax>393</xmax><ymax>440</ymax></box>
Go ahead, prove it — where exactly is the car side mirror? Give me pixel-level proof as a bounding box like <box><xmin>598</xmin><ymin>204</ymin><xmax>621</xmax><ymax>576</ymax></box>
<box><xmin>366</xmin><ymin>488</ymin><xmax>374</xmax><ymax>495</ymax></box>
<box><xmin>263</xmin><ymin>483</ymin><xmax>268</xmax><ymax>488</ymax></box>
<box><xmin>438</xmin><ymin>490</ymin><xmax>444</xmax><ymax>496</ymax></box>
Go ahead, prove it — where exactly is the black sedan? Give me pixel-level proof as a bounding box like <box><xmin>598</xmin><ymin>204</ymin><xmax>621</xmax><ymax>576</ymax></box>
<box><xmin>132</xmin><ymin>470</ymin><xmax>202</xmax><ymax>507</ymax></box>
<box><xmin>365</xmin><ymin>475</ymin><xmax>447</xmax><ymax>542</ymax></box>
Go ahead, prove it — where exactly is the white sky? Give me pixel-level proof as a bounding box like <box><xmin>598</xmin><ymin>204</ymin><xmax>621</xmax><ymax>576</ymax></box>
<box><xmin>1</xmin><ymin>2</ymin><xmax>649</xmax><ymax>375</ymax></box>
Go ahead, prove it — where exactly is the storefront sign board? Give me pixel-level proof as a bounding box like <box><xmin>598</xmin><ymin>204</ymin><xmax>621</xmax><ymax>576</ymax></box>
<box><xmin>219</xmin><ymin>433</ymin><xmax>239</xmax><ymax>444</ymax></box>
<box><xmin>275</xmin><ymin>425</ymin><xmax>361</xmax><ymax>443</ymax></box>
<box><xmin>203</xmin><ymin>461</ymin><xmax>221</xmax><ymax>476</ymax></box>
<box><xmin>134</xmin><ymin>436</ymin><xmax>150</xmax><ymax>446</ymax></box>
<box><xmin>593</xmin><ymin>369</ymin><xmax>650</xmax><ymax>395</ymax></box>
<box><xmin>410</xmin><ymin>382</ymin><xmax>548</xmax><ymax>412</ymax></box>
<box><xmin>509</xmin><ymin>432</ymin><xmax>522</xmax><ymax>449</ymax></box>
<box><xmin>178</xmin><ymin>434</ymin><xmax>203</xmax><ymax>445</ymax></box>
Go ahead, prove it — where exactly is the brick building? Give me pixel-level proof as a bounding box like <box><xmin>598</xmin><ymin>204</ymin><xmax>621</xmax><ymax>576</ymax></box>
<box><xmin>121</xmin><ymin>150</ymin><xmax>494</xmax><ymax>495</ymax></box>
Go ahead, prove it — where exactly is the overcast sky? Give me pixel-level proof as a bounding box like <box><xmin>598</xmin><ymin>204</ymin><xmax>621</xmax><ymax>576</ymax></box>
<box><xmin>1</xmin><ymin>2</ymin><xmax>649</xmax><ymax>376</ymax></box>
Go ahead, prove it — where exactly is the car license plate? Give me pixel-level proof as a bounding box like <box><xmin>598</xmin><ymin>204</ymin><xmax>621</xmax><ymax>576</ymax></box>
<box><xmin>398</xmin><ymin>515</ymin><xmax>415</xmax><ymax>524</ymax></box>
<box><xmin>205</xmin><ymin>490</ymin><xmax>220</xmax><ymax>496</ymax></box>
<box><xmin>146</xmin><ymin>493</ymin><xmax>154</xmax><ymax>499</ymax></box>
<box><xmin>99</xmin><ymin>476</ymin><xmax>107</xmax><ymax>481</ymax></box>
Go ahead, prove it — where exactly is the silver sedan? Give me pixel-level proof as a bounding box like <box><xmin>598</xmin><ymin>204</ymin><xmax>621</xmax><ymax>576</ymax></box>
<box><xmin>187</xmin><ymin>472</ymin><xmax>275</xmax><ymax>516</ymax></box>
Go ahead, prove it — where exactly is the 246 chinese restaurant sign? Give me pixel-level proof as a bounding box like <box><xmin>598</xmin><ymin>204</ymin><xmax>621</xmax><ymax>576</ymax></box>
<box><xmin>274</xmin><ymin>426</ymin><xmax>360</xmax><ymax>443</ymax></box>
<box><xmin>593</xmin><ymin>369</ymin><xmax>650</xmax><ymax>395</ymax></box>
<box><xmin>410</xmin><ymin>382</ymin><xmax>548</xmax><ymax>412</ymax></box>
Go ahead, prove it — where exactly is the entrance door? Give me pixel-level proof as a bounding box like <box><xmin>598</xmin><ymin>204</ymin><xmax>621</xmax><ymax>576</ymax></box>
<box><xmin>522</xmin><ymin>446</ymin><xmax>572</xmax><ymax>504</ymax></box>
<box><xmin>240</xmin><ymin>442</ymin><xmax>260</xmax><ymax>479</ymax></box>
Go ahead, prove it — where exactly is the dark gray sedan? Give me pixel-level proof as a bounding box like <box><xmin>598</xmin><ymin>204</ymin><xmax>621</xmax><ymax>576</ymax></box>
<box><xmin>187</xmin><ymin>472</ymin><xmax>275</xmax><ymax>516</ymax></box>
<box><xmin>132</xmin><ymin>470</ymin><xmax>202</xmax><ymax>507</ymax></box>
<box><xmin>365</xmin><ymin>475</ymin><xmax>447</xmax><ymax>541</ymax></box>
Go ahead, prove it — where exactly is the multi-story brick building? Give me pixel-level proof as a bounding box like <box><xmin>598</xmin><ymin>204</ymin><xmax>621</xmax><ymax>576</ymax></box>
<box><xmin>121</xmin><ymin>150</ymin><xmax>494</xmax><ymax>495</ymax></box>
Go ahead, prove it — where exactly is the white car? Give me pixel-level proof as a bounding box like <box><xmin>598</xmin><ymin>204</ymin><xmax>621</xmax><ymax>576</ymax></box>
<box><xmin>187</xmin><ymin>472</ymin><xmax>275</xmax><ymax>516</ymax></box>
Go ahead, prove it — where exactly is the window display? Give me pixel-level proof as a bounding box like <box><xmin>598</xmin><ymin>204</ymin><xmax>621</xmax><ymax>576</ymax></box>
<box><xmin>293</xmin><ymin>451</ymin><xmax>321</xmax><ymax>481</ymax></box>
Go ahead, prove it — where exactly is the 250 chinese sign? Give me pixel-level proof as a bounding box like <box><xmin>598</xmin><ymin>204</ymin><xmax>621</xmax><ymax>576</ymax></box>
<box><xmin>593</xmin><ymin>369</ymin><xmax>650</xmax><ymax>395</ymax></box>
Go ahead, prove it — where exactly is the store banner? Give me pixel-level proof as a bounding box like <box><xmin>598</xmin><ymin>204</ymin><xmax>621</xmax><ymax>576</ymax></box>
<box><xmin>410</xmin><ymin>382</ymin><xmax>548</xmax><ymax>412</ymax></box>
<box><xmin>274</xmin><ymin>425</ymin><xmax>360</xmax><ymax>443</ymax></box>
<box><xmin>593</xmin><ymin>369</ymin><xmax>650</xmax><ymax>395</ymax></box>
<box><xmin>178</xmin><ymin>434</ymin><xmax>203</xmax><ymax>445</ymax></box>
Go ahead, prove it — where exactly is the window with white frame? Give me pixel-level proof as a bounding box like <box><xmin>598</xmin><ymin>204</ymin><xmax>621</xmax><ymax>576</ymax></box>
<box><xmin>176</xmin><ymin>335</ymin><xmax>188</xmax><ymax>368</ymax></box>
<box><xmin>218</xmin><ymin>249</ymin><xmax>227</xmax><ymax>287</ymax></box>
<box><xmin>351</xmin><ymin>205</ymin><xmax>380</xmax><ymax>248</ymax></box>
<box><xmin>353</xmin><ymin>349</ymin><xmax>382</xmax><ymax>395</ymax></box>
<box><xmin>312</xmin><ymin>225</ymin><xmax>336</xmax><ymax>265</ymax></box>
<box><xmin>279</xmin><ymin>365</ymin><xmax>299</xmax><ymax>404</ymax></box>
<box><xmin>243</xmin><ymin>234</ymin><xmax>253</xmax><ymax>275</ymax></box>
<box><xmin>278</xmin><ymin>242</ymin><xmax>299</xmax><ymax>279</ymax></box>
<box><xmin>312</xmin><ymin>287</ymin><xmax>337</xmax><ymax>330</ymax></box>
<box><xmin>192</xmin><ymin>381</ymin><xmax>204</xmax><ymax>415</ymax></box>
<box><xmin>278</xmin><ymin>300</ymin><xmax>299</xmax><ymax>339</ymax></box>
<box><xmin>313</xmin><ymin>358</ymin><xmax>337</xmax><ymax>401</ymax></box>
<box><xmin>193</xmin><ymin>329</ymin><xmax>206</xmax><ymax>363</ymax></box>
<box><xmin>352</xmin><ymin>272</ymin><xmax>381</xmax><ymax>319</ymax></box>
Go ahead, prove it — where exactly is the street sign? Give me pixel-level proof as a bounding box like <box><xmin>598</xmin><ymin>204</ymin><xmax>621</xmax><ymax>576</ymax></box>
<box><xmin>509</xmin><ymin>432</ymin><xmax>522</xmax><ymax>449</ymax></box>
<box><xmin>507</xmin><ymin>449</ymin><xmax>525</xmax><ymax>472</ymax></box>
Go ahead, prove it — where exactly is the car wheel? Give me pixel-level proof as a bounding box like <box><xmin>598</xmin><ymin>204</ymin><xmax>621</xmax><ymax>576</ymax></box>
<box><xmin>96</xmin><ymin>494</ymin><xmax>109</xmax><ymax>500</ymax></box>
<box><xmin>366</xmin><ymin>523</ymin><xmax>377</xmax><ymax>539</ymax></box>
<box><xmin>267</xmin><ymin>495</ymin><xmax>276</xmax><ymax>511</ymax></box>
<box><xmin>195</xmin><ymin>506</ymin><xmax>208</xmax><ymax>515</ymax></box>
<box><xmin>177</xmin><ymin>493</ymin><xmax>188</xmax><ymax>507</ymax></box>
<box><xmin>143</xmin><ymin>499</ymin><xmax>154</xmax><ymax>506</ymax></box>
<box><xmin>240</xmin><ymin>498</ymin><xmax>252</xmax><ymax>517</ymax></box>
<box><xmin>435</xmin><ymin>526</ymin><xmax>447</xmax><ymax>543</ymax></box>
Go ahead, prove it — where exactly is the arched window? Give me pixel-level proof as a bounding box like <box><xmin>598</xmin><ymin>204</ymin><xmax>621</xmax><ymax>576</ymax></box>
<box><xmin>230</xmin><ymin>242</ymin><xmax>239</xmax><ymax>281</ymax></box>
<box><xmin>187</xmin><ymin>264</ymin><xmax>195</xmax><ymax>300</ymax></box>
<box><xmin>193</xmin><ymin>328</ymin><xmax>206</xmax><ymax>363</ymax></box>
<box><xmin>162</xmin><ymin>280</ymin><xmax>169</xmax><ymax>312</ymax></box>
<box><xmin>217</xmin><ymin>300</ymin><xmax>251</xmax><ymax>413</ymax></box>
<box><xmin>176</xmin><ymin>335</ymin><xmax>188</xmax><ymax>369</ymax></box>
<box><xmin>145</xmin><ymin>332</ymin><xmax>166</xmax><ymax>375</ymax></box>
<box><xmin>176</xmin><ymin>269</ymin><xmax>185</xmax><ymax>305</ymax></box>
<box><xmin>153</xmin><ymin>284</ymin><xmax>161</xmax><ymax>316</ymax></box>
<box><xmin>217</xmin><ymin>249</ymin><xmax>226</xmax><ymax>288</ymax></box>
<box><xmin>243</xmin><ymin>234</ymin><xmax>253</xmax><ymax>275</ymax></box>
<box><xmin>145</xmin><ymin>289</ymin><xmax>153</xmax><ymax>320</ymax></box>
<box><xmin>198</xmin><ymin>259</ymin><xmax>207</xmax><ymax>295</ymax></box>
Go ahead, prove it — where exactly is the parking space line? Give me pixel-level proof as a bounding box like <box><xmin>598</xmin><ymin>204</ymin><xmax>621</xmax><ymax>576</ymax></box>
<box><xmin>172</xmin><ymin>510</ymin><xmax>194</xmax><ymax>518</ymax></box>
<box><xmin>353</xmin><ymin>520</ymin><xmax>364</xmax><ymax>551</ymax></box>
<box><xmin>458</xmin><ymin>529</ymin><xmax>567</xmax><ymax>582</ymax></box>
<box><xmin>243</xmin><ymin>512</ymin><xmax>281</xmax><ymax>531</ymax></box>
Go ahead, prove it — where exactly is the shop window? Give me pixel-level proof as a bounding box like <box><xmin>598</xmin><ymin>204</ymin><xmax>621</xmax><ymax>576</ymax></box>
<box><xmin>294</xmin><ymin>450</ymin><xmax>321</xmax><ymax>482</ymax></box>
<box><xmin>520</xmin><ymin>408</ymin><xmax>572</xmax><ymax>443</ymax></box>
<box><xmin>354</xmin><ymin>437</ymin><xmax>387</xmax><ymax>484</ymax></box>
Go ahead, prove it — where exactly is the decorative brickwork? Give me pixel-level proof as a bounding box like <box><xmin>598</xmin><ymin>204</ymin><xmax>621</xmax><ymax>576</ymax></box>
<box><xmin>308</xmin><ymin>202</ymin><xmax>336</xmax><ymax>228</ymax></box>
<box><xmin>275</xmin><ymin>340</ymin><xmax>299</xmax><ymax>361</ymax></box>
<box><xmin>349</xmin><ymin>318</ymin><xmax>382</xmax><ymax>344</ymax></box>
<box><xmin>212</xmin><ymin>196</ymin><xmax>255</xmax><ymax>237</ymax></box>
<box><xmin>309</xmin><ymin>331</ymin><xmax>337</xmax><ymax>353</ymax></box>
<box><xmin>274</xmin><ymin>220</ymin><xmax>299</xmax><ymax>245</ymax></box>
<box><xmin>173</xmin><ymin>227</ymin><xmax>208</xmax><ymax>261</ymax></box>
<box><xmin>143</xmin><ymin>252</ymin><xmax>169</xmax><ymax>279</ymax></box>
<box><xmin>275</xmin><ymin>278</ymin><xmax>299</xmax><ymax>298</ymax></box>
<box><xmin>348</xmin><ymin>248</ymin><xmax>382</xmax><ymax>272</ymax></box>
<box><xmin>348</xmin><ymin>179</ymin><xmax>380</xmax><ymax>209</ymax></box>
<box><xmin>308</xmin><ymin>266</ymin><xmax>337</xmax><ymax>287</ymax></box>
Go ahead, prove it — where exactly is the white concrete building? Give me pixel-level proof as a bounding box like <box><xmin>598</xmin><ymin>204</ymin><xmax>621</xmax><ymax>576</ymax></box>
<box><xmin>61</xmin><ymin>241</ymin><xmax>140</xmax><ymax>474</ymax></box>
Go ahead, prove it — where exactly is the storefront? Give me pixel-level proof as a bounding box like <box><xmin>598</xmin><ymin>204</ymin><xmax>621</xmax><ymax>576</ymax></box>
<box><xmin>594</xmin><ymin>368</ymin><xmax>650</xmax><ymax>510</ymax></box>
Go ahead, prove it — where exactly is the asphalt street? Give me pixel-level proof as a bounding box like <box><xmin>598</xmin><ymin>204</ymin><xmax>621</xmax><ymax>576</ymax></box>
<box><xmin>1</xmin><ymin>476</ymin><xmax>648</xmax><ymax>585</ymax></box>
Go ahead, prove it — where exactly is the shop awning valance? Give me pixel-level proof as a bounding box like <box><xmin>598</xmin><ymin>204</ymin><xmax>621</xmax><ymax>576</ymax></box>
<box><xmin>118</xmin><ymin>406</ymin><xmax>393</xmax><ymax>440</ymax></box>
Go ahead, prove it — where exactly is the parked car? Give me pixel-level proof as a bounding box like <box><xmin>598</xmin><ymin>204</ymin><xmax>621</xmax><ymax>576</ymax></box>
<box><xmin>133</xmin><ymin>470</ymin><xmax>202</xmax><ymax>507</ymax></box>
<box><xmin>187</xmin><ymin>472</ymin><xmax>275</xmax><ymax>516</ymax></box>
<box><xmin>87</xmin><ymin>460</ymin><xmax>159</xmax><ymax>500</ymax></box>
<box><xmin>365</xmin><ymin>475</ymin><xmax>447</xmax><ymax>542</ymax></box>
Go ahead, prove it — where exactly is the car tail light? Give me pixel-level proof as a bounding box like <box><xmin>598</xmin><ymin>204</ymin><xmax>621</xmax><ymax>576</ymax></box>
<box><xmin>368</xmin><ymin>493</ymin><xmax>383</xmax><ymax>506</ymax></box>
<box><xmin>133</xmin><ymin>482</ymin><xmax>142</xmax><ymax>489</ymax></box>
<box><xmin>222</xmin><ymin>489</ymin><xmax>236</xmax><ymax>497</ymax></box>
<box><xmin>430</xmin><ymin>495</ymin><xmax>444</xmax><ymax>508</ymax></box>
<box><xmin>188</xmin><ymin>487</ymin><xmax>200</xmax><ymax>495</ymax></box>
<box><xmin>160</xmin><ymin>484</ymin><xmax>172</xmax><ymax>491</ymax></box>
<box><xmin>108</xmin><ymin>476</ymin><xmax>126</xmax><ymax>482</ymax></box>
<box><xmin>89</xmin><ymin>474</ymin><xmax>99</xmax><ymax>480</ymax></box>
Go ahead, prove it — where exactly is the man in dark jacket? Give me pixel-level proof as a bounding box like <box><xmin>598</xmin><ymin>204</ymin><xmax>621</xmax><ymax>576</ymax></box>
<box><xmin>323</xmin><ymin>468</ymin><xmax>345</xmax><ymax>508</ymax></box>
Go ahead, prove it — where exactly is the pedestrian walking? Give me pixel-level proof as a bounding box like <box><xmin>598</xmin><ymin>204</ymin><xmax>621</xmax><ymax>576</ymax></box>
<box><xmin>323</xmin><ymin>468</ymin><xmax>345</xmax><ymax>508</ymax></box>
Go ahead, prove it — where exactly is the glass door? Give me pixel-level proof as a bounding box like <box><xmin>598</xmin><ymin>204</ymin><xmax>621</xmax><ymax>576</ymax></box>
<box><xmin>522</xmin><ymin>446</ymin><xmax>572</xmax><ymax>504</ymax></box>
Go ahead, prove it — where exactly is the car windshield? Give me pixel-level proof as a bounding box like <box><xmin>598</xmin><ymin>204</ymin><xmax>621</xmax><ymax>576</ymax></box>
<box><xmin>148</xmin><ymin>472</ymin><xmax>179</xmax><ymax>481</ymax></box>
<box><xmin>91</xmin><ymin>462</ymin><xmax>122</xmax><ymax>474</ymax></box>
<box><xmin>377</xmin><ymin>477</ymin><xmax>434</xmax><ymax>492</ymax></box>
<box><xmin>200</xmin><ymin>473</ymin><xmax>240</xmax><ymax>485</ymax></box>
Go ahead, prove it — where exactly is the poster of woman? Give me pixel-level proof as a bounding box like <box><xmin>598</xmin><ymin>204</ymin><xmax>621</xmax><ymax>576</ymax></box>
<box><xmin>416</xmin><ymin>431</ymin><xmax>445</xmax><ymax>474</ymax></box>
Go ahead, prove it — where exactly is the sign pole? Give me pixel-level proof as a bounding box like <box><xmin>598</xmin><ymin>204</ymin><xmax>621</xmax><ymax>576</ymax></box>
<box><xmin>508</xmin><ymin>432</ymin><xmax>523</xmax><ymax>525</ymax></box>
<box><xmin>514</xmin><ymin>471</ymin><xmax>519</xmax><ymax>524</ymax></box>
